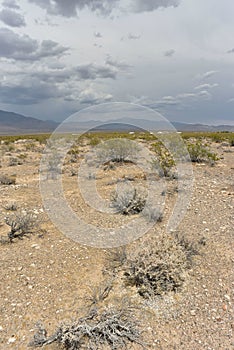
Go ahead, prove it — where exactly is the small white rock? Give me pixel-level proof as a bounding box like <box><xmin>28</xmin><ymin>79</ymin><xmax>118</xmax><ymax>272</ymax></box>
<box><xmin>8</xmin><ymin>337</ymin><xmax>16</xmax><ymax>344</ymax></box>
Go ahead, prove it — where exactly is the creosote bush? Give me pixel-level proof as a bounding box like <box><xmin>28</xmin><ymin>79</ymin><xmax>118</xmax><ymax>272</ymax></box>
<box><xmin>111</xmin><ymin>187</ymin><xmax>146</xmax><ymax>215</ymax></box>
<box><xmin>187</xmin><ymin>141</ymin><xmax>219</xmax><ymax>164</ymax></box>
<box><xmin>151</xmin><ymin>142</ymin><xmax>176</xmax><ymax>178</ymax></box>
<box><xmin>29</xmin><ymin>306</ymin><xmax>143</xmax><ymax>349</ymax></box>
<box><xmin>95</xmin><ymin>138</ymin><xmax>140</xmax><ymax>165</ymax></box>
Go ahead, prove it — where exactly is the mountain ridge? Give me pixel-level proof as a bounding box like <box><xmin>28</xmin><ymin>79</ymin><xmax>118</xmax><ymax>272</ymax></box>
<box><xmin>0</xmin><ymin>109</ymin><xmax>233</xmax><ymax>134</ymax></box>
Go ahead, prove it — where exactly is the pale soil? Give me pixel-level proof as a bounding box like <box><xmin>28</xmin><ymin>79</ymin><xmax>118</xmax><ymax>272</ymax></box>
<box><xmin>0</xmin><ymin>139</ymin><xmax>233</xmax><ymax>350</ymax></box>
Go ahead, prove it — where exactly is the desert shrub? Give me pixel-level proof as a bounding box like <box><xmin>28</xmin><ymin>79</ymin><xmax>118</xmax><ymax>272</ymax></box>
<box><xmin>174</xmin><ymin>233</ymin><xmax>199</xmax><ymax>266</ymax></box>
<box><xmin>111</xmin><ymin>187</ymin><xmax>146</xmax><ymax>215</ymax></box>
<box><xmin>89</xmin><ymin>136</ymin><xmax>101</xmax><ymax>146</ymax></box>
<box><xmin>105</xmin><ymin>247</ymin><xmax>127</xmax><ymax>271</ymax></box>
<box><xmin>29</xmin><ymin>306</ymin><xmax>143</xmax><ymax>349</ymax></box>
<box><xmin>86</xmin><ymin>280</ymin><xmax>113</xmax><ymax>306</ymax></box>
<box><xmin>0</xmin><ymin>174</ymin><xmax>16</xmax><ymax>185</ymax></box>
<box><xmin>8</xmin><ymin>156</ymin><xmax>23</xmax><ymax>166</ymax></box>
<box><xmin>18</xmin><ymin>153</ymin><xmax>27</xmax><ymax>160</ymax></box>
<box><xmin>141</xmin><ymin>205</ymin><xmax>163</xmax><ymax>223</ymax></box>
<box><xmin>229</xmin><ymin>136</ymin><xmax>234</xmax><ymax>146</ymax></box>
<box><xmin>123</xmin><ymin>234</ymin><xmax>190</xmax><ymax>298</ymax></box>
<box><xmin>4</xmin><ymin>212</ymin><xmax>38</xmax><ymax>242</ymax></box>
<box><xmin>187</xmin><ymin>141</ymin><xmax>219</xmax><ymax>164</ymax></box>
<box><xmin>151</xmin><ymin>142</ymin><xmax>175</xmax><ymax>177</ymax></box>
<box><xmin>95</xmin><ymin>139</ymin><xmax>140</xmax><ymax>164</ymax></box>
<box><xmin>3</xmin><ymin>202</ymin><xmax>18</xmax><ymax>211</ymax></box>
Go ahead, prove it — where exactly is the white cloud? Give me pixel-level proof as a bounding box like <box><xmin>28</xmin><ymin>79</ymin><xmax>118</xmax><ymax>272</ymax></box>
<box><xmin>79</xmin><ymin>86</ymin><xmax>113</xmax><ymax>104</ymax></box>
<box><xmin>194</xmin><ymin>83</ymin><xmax>219</xmax><ymax>90</ymax></box>
<box><xmin>199</xmin><ymin>71</ymin><xmax>219</xmax><ymax>80</ymax></box>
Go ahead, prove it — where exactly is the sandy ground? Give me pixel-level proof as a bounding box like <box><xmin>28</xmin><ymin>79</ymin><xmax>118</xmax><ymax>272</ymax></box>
<box><xmin>0</xmin><ymin>137</ymin><xmax>233</xmax><ymax>349</ymax></box>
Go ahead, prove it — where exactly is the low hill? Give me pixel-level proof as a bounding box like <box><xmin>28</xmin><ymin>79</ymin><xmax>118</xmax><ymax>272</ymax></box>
<box><xmin>0</xmin><ymin>110</ymin><xmax>58</xmax><ymax>135</ymax></box>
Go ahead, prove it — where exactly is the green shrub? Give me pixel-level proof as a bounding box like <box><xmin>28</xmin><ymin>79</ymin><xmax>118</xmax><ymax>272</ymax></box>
<box><xmin>151</xmin><ymin>142</ymin><xmax>176</xmax><ymax>177</ymax></box>
<box><xmin>96</xmin><ymin>138</ymin><xmax>140</xmax><ymax>164</ymax></box>
<box><xmin>187</xmin><ymin>141</ymin><xmax>219</xmax><ymax>164</ymax></box>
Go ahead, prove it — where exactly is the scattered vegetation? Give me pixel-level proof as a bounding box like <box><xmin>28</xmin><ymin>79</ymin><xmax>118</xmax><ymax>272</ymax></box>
<box><xmin>29</xmin><ymin>306</ymin><xmax>143</xmax><ymax>349</ymax></box>
<box><xmin>0</xmin><ymin>133</ymin><xmax>51</xmax><ymax>144</ymax></box>
<box><xmin>8</xmin><ymin>156</ymin><xmax>23</xmax><ymax>166</ymax></box>
<box><xmin>111</xmin><ymin>187</ymin><xmax>146</xmax><ymax>215</ymax></box>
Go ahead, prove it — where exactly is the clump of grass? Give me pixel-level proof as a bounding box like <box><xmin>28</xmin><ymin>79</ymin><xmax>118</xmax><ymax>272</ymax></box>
<box><xmin>86</xmin><ymin>280</ymin><xmax>114</xmax><ymax>307</ymax></box>
<box><xmin>29</xmin><ymin>306</ymin><xmax>143</xmax><ymax>349</ymax></box>
<box><xmin>110</xmin><ymin>187</ymin><xmax>146</xmax><ymax>215</ymax></box>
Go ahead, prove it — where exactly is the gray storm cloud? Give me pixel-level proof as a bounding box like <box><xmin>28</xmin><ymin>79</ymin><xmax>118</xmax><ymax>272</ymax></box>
<box><xmin>2</xmin><ymin>0</ymin><xmax>20</xmax><ymax>9</ymax></box>
<box><xmin>0</xmin><ymin>9</ymin><xmax>26</xmax><ymax>27</ymax></box>
<box><xmin>28</xmin><ymin>0</ymin><xmax>181</xmax><ymax>16</ymax></box>
<box><xmin>0</xmin><ymin>28</ymin><xmax>69</xmax><ymax>61</ymax></box>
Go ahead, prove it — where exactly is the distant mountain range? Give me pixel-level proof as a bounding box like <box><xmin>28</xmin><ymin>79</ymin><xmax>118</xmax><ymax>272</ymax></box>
<box><xmin>0</xmin><ymin>109</ymin><xmax>233</xmax><ymax>135</ymax></box>
<box><xmin>0</xmin><ymin>110</ymin><xmax>58</xmax><ymax>135</ymax></box>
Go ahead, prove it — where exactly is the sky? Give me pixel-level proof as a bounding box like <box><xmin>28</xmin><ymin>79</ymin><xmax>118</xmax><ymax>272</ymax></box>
<box><xmin>0</xmin><ymin>0</ymin><xmax>234</xmax><ymax>125</ymax></box>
